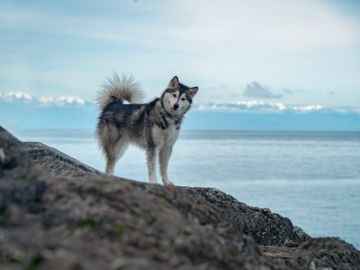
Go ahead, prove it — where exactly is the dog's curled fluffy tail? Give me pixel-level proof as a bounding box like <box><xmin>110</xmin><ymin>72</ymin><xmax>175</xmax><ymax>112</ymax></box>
<box><xmin>95</xmin><ymin>73</ymin><xmax>145</xmax><ymax>110</ymax></box>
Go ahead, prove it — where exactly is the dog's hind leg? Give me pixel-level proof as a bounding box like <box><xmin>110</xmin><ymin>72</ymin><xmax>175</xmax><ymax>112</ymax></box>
<box><xmin>105</xmin><ymin>157</ymin><xmax>116</xmax><ymax>175</ymax></box>
<box><xmin>115</xmin><ymin>139</ymin><xmax>129</xmax><ymax>162</ymax></box>
<box><xmin>105</xmin><ymin>138</ymin><xmax>129</xmax><ymax>175</ymax></box>
<box><xmin>97</xmin><ymin>122</ymin><xmax>125</xmax><ymax>175</ymax></box>
<box><xmin>159</xmin><ymin>145</ymin><xmax>175</xmax><ymax>186</ymax></box>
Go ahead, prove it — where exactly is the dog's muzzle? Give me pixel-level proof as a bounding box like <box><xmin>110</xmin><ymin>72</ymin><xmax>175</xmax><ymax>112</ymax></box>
<box><xmin>171</xmin><ymin>103</ymin><xmax>179</xmax><ymax>114</ymax></box>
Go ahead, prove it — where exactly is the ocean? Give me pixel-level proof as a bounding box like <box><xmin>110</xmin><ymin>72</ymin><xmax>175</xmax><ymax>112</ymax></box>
<box><xmin>12</xmin><ymin>129</ymin><xmax>360</xmax><ymax>249</ymax></box>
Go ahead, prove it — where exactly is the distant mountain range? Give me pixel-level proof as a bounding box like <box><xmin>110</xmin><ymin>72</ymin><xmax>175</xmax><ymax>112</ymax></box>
<box><xmin>1</xmin><ymin>91</ymin><xmax>359</xmax><ymax>130</ymax></box>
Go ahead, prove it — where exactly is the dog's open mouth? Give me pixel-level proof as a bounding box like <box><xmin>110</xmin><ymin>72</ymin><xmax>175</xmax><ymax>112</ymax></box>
<box><xmin>170</xmin><ymin>108</ymin><xmax>177</xmax><ymax>114</ymax></box>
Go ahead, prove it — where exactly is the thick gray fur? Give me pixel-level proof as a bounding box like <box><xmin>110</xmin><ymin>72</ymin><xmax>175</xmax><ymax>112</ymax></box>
<box><xmin>95</xmin><ymin>73</ymin><xmax>198</xmax><ymax>185</ymax></box>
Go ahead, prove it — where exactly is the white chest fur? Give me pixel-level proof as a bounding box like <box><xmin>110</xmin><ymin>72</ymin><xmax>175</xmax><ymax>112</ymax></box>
<box><xmin>152</xmin><ymin>123</ymin><xmax>179</xmax><ymax>148</ymax></box>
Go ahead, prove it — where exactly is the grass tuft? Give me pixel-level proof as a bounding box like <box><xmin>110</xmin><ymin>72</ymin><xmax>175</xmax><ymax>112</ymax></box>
<box><xmin>79</xmin><ymin>219</ymin><xmax>107</xmax><ymax>227</ymax></box>
<box><xmin>116</xmin><ymin>223</ymin><xmax>126</xmax><ymax>232</ymax></box>
<box><xmin>101</xmin><ymin>181</ymin><xmax>111</xmax><ymax>185</ymax></box>
<box><xmin>26</xmin><ymin>254</ymin><xmax>45</xmax><ymax>270</ymax></box>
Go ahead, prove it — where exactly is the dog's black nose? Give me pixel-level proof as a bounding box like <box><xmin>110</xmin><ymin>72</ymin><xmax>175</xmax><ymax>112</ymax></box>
<box><xmin>174</xmin><ymin>103</ymin><xmax>179</xmax><ymax>109</ymax></box>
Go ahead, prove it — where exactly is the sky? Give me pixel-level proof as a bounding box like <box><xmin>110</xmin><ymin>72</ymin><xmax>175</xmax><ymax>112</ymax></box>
<box><xmin>0</xmin><ymin>0</ymin><xmax>359</xmax><ymax>108</ymax></box>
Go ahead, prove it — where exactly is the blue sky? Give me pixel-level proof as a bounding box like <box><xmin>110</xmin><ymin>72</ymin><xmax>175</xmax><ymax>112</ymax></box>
<box><xmin>1</xmin><ymin>0</ymin><xmax>359</xmax><ymax>108</ymax></box>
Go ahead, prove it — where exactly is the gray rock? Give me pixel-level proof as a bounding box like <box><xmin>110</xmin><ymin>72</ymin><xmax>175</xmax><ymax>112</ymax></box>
<box><xmin>24</xmin><ymin>142</ymin><xmax>109</xmax><ymax>178</ymax></box>
<box><xmin>183</xmin><ymin>187</ymin><xmax>305</xmax><ymax>246</ymax></box>
<box><xmin>0</xmin><ymin>126</ymin><xmax>32</xmax><ymax>175</ymax></box>
<box><xmin>23</xmin><ymin>140</ymin><xmax>307</xmax><ymax>246</ymax></box>
<box><xmin>0</xmin><ymin>127</ymin><xmax>48</xmax><ymax>215</ymax></box>
<box><xmin>1</xmin><ymin>125</ymin><xmax>359</xmax><ymax>270</ymax></box>
<box><xmin>0</xmin><ymin>127</ymin><xmax>281</xmax><ymax>270</ymax></box>
<box><xmin>293</xmin><ymin>226</ymin><xmax>311</xmax><ymax>242</ymax></box>
<box><xmin>261</xmin><ymin>237</ymin><xmax>360</xmax><ymax>270</ymax></box>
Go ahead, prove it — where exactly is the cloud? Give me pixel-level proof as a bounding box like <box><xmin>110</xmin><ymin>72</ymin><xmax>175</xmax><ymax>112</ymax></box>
<box><xmin>329</xmin><ymin>91</ymin><xmax>335</xmax><ymax>95</ymax></box>
<box><xmin>0</xmin><ymin>0</ymin><xmax>359</xmax><ymax>107</ymax></box>
<box><xmin>243</xmin><ymin>82</ymin><xmax>283</xmax><ymax>99</ymax></box>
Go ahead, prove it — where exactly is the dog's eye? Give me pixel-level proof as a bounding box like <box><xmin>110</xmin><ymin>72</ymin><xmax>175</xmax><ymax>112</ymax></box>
<box><xmin>181</xmin><ymin>98</ymin><xmax>185</xmax><ymax>101</ymax></box>
<box><xmin>173</xmin><ymin>94</ymin><xmax>176</xmax><ymax>98</ymax></box>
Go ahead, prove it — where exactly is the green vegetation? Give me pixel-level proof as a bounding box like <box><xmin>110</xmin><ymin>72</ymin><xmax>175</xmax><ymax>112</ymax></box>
<box><xmin>116</xmin><ymin>223</ymin><xmax>126</xmax><ymax>232</ymax></box>
<box><xmin>26</xmin><ymin>254</ymin><xmax>45</xmax><ymax>270</ymax></box>
<box><xmin>101</xmin><ymin>181</ymin><xmax>111</xmax><ymax>185</ymax></box>
<box><xmin>142</xmin><ymin>209</ymin><xmax>157</xmax><ymax>223</ymax></box>
<box><xmin>79</xmin><ymin>219</ymin><xmax>107</xmax><ymax>227</ymax></box>
<box><xmin>174</xmin><ymin>249</ymin><xmax>182</xmax><ymax>255</ymax></box>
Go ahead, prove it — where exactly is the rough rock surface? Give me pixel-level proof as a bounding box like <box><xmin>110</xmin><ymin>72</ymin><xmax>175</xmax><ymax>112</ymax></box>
<box><xmin>24</xmin><ymin>142</ymin><xmax>110</xmax><ymax>178</ymax></box>
<box><xmin>183</xmin><ymin>187</ymin><xmax>310</xmax><ymax>246</ymax></box>
<box><xmin>0</xmin><ymin>126</ymin><xmax>359</xmax><ymax>270</ymax></box>
<box><xmin>23</xmin><ymin>141</ymin><xmax>309</xmax><ymax>246</ymax></box>
<box><xmin>0</xmin><ymin>127</ymin><xmax>48</xmax><ymax>220</ymax></box>
<box><xmin>261</xmin><ymin>238</ymin><xmax>360</xmax><ymax>270</ymax></box>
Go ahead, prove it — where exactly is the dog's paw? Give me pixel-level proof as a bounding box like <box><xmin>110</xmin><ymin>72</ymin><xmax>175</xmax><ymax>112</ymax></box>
<box><xmin>149</xmin><ymin>179</ymin><xmax>160</xmax><ymax>185</ymax></box>
<box><xmin>167</xmin><ymin>181</ymin><xmax>175</xmax><ymax>186</ymax></box>
<box><xmin>151</xmin><ymin>181</ymin><xmax>160</xmax><ymax>185</ymax></box>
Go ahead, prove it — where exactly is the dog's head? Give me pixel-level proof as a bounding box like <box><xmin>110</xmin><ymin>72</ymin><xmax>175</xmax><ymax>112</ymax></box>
<box><xmin>161</xmin><ymin>76</ymin><xmax>198</xmax><ymax>118</ymax></box>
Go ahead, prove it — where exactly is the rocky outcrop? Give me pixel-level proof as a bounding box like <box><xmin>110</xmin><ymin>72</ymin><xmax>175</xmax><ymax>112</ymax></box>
<box><xmin>0</xmin><ymin>127</ymin><xmax>48</xmax><ymax>219</ymax></box>
<box><xmin>183</xmin><ymin>187</ymin><xmax>310</xmax><ymax>246</ymax></box>
<box><xmin>261</xmin><ymin>237</ymin><xmax>360</xmax><ymax>270</ymax></box>
<box><xmin>0</xmin><ymin>126</ymin><xmax>359</xmax><ymax>270</ymax></box>
<box><xmin>24</xmin><ymin>142</ymin><xmax>110</xmax><ymax>178</ymax></box>
<box><xmin>23</xmin><ymin>141</ymin><xmax>309</xmax><ymax>247</ymax></box>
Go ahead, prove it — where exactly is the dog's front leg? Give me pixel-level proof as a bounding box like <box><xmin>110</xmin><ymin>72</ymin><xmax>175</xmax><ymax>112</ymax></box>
<box><xmin>146</xmin><ymin>146</ymin><xmax>160</xmax><ymax>185</ymax></box>
<box><xmin>159</xmin><ymin>146</ymin><xmax>175</xmax><ymax>186</ymax></box>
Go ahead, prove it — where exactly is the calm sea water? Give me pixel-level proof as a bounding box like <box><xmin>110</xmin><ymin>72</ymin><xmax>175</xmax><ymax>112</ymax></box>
<box><xmin>12</xmin><ymin>129</ymin><xmax>360</xmax><ymax>249</ymax></box>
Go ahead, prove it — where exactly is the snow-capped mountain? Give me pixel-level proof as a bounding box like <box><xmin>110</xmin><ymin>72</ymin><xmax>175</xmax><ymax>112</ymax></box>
<box><xmin>38</xmin><ymin>96</ymin><xmax>88</xmax><ymax>107</ymax></box>
<box><xmin>192</xmin><ymin>101</ymin><xmax>325</xmax><ymax>113</ymax></box>
<box><xmin>1</xmin><ymin>91</ymin><xmax>359</xmax><ymax>113</ymax></box>
<box><xmin>0</xmin><ymin>91</ymin><xmax>91</xmax><ymax>108</ymax></box>
<box><xmin>192</xmin><ymin>100</ymin><xmax>360</xmax><ymax>114</ymax></box>
<box><xmin>0</xmin><ymin>91</ymin><xmax>96</xmax><ymax>129</ymax></box>
<box><xmin>0</xmin><ymin>91</ymin><xmax>359</xmax><ymax>130</ymax></box>
<box><xmin>1</xmin><ymin>91</ymin><xmax>33</xmax><ymax>102</ymax></box>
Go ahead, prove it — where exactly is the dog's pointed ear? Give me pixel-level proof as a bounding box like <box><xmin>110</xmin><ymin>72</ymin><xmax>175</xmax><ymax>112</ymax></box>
<box><xmin>187</xmin><ymin>87</ymin><xmax>198</xmax><ymax>99</ymax></box>
<box><xmin>168</xmin><ymin>76</ymin><xmax>179</xmax><ymax>89</ymax></box>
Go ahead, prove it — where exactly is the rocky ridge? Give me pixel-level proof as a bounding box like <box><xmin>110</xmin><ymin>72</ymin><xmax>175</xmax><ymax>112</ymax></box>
<box><xmin>0</xmin><ymin>126</ymin><xmax>359</xmax><ymax>270</ymax></box>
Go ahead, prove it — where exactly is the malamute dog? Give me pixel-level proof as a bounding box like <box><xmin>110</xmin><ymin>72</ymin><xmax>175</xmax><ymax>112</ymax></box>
<box><xmin>95</xmin><ymin>73</ymin><xmax>198</xmax><ymax>185</ymax></box>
